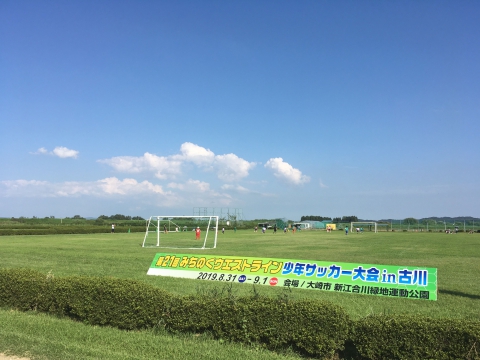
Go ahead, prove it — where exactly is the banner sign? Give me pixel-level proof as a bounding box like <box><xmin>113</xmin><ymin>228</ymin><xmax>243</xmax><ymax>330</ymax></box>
<box><xmin>148</xmin><ymin>253</ymin><xmax>437</xmax><ymax>301</ymax></box>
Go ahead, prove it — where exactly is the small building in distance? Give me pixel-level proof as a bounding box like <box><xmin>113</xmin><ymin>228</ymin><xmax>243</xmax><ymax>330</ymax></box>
<box><xmin>293</xmin><ymin>221</ymin><xmax>326</xmax><ymax>230</ymax></box>
<box><xmin>258</xmin><ymin>222</ymin><xmax>272</xmax><ymax>229</ymax></box>
<box><xmin>326</xmin><ymin>223</ymin><xmax>337</xmax><ymax>230</ymax></box>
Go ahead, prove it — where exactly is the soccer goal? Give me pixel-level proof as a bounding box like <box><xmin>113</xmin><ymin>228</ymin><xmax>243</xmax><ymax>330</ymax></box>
<box><xmin>350</xmin><ymin>222</ymin><xmax>379</xmax><ymax>233</ymax></box>
<box><xmin>142</xmin><ymin>215</ymin><xmax>219</xmax><ymax>249</ymax></box>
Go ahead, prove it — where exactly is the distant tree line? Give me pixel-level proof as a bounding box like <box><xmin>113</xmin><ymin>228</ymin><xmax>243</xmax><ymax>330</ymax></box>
<box><xmin>300</xmin><ymin>216</ymin><xmax>332</xmax><ymax>221</ymax></box>
<box><xmin>97</xmin><ymin>214</ymin><xmax>145</xmax><ymax>221</ymax></box>
<box><xmin>332</xmin><ymin>216</ymin><xmax>359</xmax><ymax>223</ymax></box>
<box><xmin>300</xmin><ymin>216</ymin><xmax>358</xmax><ymax>223</ymax></box>
<box><xmin>401</xmin><ymin>217</ymin><xmax>480</xmax><ymax>226</ymax></box>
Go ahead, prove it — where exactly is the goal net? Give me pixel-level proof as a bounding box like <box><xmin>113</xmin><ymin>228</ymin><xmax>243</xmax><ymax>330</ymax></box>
<box><xmin>350</xmin><ymin>222</ymin><xmax>378</xmax><ymax>233</ymax></box>
<box><xmin>142</xmin><ymin>216</ymin><xmax>219</xmax><ymax>249</ymax></box>
<box><xmin>349</xmin><ymin>222</ymin><xmax>389</xmax><ymax>233</ymax></box>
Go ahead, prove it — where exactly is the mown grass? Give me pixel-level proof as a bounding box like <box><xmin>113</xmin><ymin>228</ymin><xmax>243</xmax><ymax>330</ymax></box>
<box><xmin>0</xmin><ymin>309</ymin><xmax>302</xmax><ymax>360</ymax></box>
<box><xmin>0</xmin><ymin>230</ymin><xmax>479</xmax><ymax>359</ymax></box>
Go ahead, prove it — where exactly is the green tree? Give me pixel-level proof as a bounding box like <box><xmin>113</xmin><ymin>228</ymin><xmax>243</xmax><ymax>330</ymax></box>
<box><xmin>403</xmin><ymin>218</ymin><xmax>418</xmax><ymax>225</ymax></box>
<box><xmin>300</xmin><ymin>216</ymin><xmax>332</xmax><ymax>221</ymax></box>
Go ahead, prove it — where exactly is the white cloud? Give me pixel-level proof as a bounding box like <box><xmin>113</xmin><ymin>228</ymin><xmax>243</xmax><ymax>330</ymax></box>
<box><xmin>319</xmin><ymin>179</ymin><xmax>328</xmax><ymax>188</ymax></box>
<box><xmin>98</xmin><ymin>156</ymin><xmax>145</xmax><ymax>173</ymax></box>
<box><xmin>166</xmin><ymin>182</ymin><xmax>185</xmax><ymax>190</ymax></box>
<box><xmin>30</xmin><ymin>146</ymin><xmax>79</xmax><ymax>158</ymax></box>
<box><xmin>0</xmin><ymin>176</ymin><xmax>238</xmax><ymax>211</ymax></box>
<box><xmin>220</xmin><ymin>184</ymin><xmax>277</xmax><ymax>198</ymax></box>
<box><xmin>215</xmin><ymin>153</ymin><xmax>256</xmax><ymax>182</ymax></box>
<box><xmin>185</xmin><ymin>179</ymin><xmax>211</xmax><ymax>192</ymax></box>
<box><xmin>168</xmin><ymin>179</ymin><xmax>211</xmax><ymax>192</ymax></box>
<box><xmin>98</xmin><ymin>177</ymin><xmax>167</xmax><ymax>195</ymax></box>
<box><xmin>34</xmin><ymin>147</ymin><xmax>48</xmax><ymax>154</ymax></box>
<box><xmin>98</xmin><ymin>143</ymin><xmax>256</xmax><ymax>182</ymax></box>
<box><xmin>178</xmin><ymin>142</ymin><xmax>215</xmax><ymax>166</ymax></box>
<box><xmin>52</xmin><ymin>146</ymin><xmax>79</xmax><ymax>158</ymax></box>
<box><xmin>177</xmin><ymin>143</ymin><xmax>256</xmax><ymax>182</ymax></box>
<box><xmin>166</xmin><ymin>179</ymin><xmax>234</xmax><ymax>207</ymax></box>
<box><xmin>221</xmin><ymin>184</ymin><xmax>251</xmax><ymax>193</ymax></box>
<box><xmin>0</xmin><ymin>180</ymin><xmax>50</xmax><ymax>197</ymax></box>
<box><xmin>98</xmin><ymin>152</ymin><xmax>182</xmax><ymax>179</ymax></box>
<box><xmin>264</xmin><ymin>158</ymin><xmax>310</xmax><ymax>185</ymax></box>
<box><xmin>0</xmin><ymin>177</ymin><xmax>168</xmax><ymax>197</ymax></box>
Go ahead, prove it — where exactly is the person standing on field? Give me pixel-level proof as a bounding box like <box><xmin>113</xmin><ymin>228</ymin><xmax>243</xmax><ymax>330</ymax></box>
<box><xmin>195</xmin><ymin>226</ymin><xmax>201</xmax><ymax>240</ymax></box>
<box><xmin>111</xmin><ymin>224</ymin><xmax>115</xmax><ymax>233</ymax></box>
<box><xmin>345</xmin><ymin>226</ymin><xmax>349</xmax><ymax>235</ymax></box>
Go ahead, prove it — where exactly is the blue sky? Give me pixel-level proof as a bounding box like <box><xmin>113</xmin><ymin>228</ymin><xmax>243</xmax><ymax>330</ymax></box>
<box><xmin>1</xmin><ymin>1</ymin><xmax>479</xmax><ymax>221</ymax></box>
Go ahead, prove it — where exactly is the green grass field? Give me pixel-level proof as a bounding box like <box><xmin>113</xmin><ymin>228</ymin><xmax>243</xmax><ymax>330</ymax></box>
<box><xmin>1</xmin><ymin>230</ymin><xmax>479</xmax><ymax>359</ymax></box>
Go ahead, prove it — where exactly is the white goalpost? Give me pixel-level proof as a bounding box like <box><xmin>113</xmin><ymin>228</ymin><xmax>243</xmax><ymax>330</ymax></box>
<box><xmin>350</xmin><ymin>221</ymin><xmax>378</xmax><ymax>233</ymax></box>
<box><xmin>142</xmin><ymin>215</ymin><xmax>219</xmax><ymax>249</ymax></box>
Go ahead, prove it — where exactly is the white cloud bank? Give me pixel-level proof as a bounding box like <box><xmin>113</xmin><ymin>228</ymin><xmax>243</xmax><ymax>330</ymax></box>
<box><xmin>0</xmin><ymin>178</ymin><xmax>167</xmax><ymax>197</ymax></box>
<box><xmin>34</xmin><ymin>147</ymin><xmax>49</xmax><ymax>155</ymax></box>
<box><xmin>167</xmin><ymin>179</ymin><xmax>212</xmax><ymax>192</ymax></box>
<box><xmin>8</xmin><ymin>143</ymin><xmax>312</xmax><ymax>212</ymax></box>
<box><xmin>264</xmin><ymin>158</ymin><xmax>310</xmax><ymax>185</ymax></box>
<box><xmin>53</xmin><ymin>146</ymin><xmax>79</xmax><ymax>158</ymax></box>
<box><xmin>178</xmin><ymin>142</ymin><xmax>215</xmax><ymax>166</ymax></box>
<box><xmin>31</xmin><ymin>146</ymin><xmax>79</xmax><ymax>159</ymax></box>
<box><xmin>221</xmin><ymin>184</ymin><xmax>251</xmax><ymax>193</ymax></box>
<box><xmin>98</xmin><ymin>142</ymin><xmax>256</xmax><ymax>182</ymax></box>
<box><xmin>0</xmin><ymin>177</ymin><xmax>235</xmax><ymax>208</ymax></box>
<box><xmin>98</xmin><ymin>153</ymin><xmax>183</xmax><ymax>179</ymax></box>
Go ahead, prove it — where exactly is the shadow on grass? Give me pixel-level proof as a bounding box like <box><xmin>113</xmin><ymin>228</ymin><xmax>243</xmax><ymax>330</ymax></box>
<box><xmin>439</xmin><ymin>289</ymin><xmax>480</xmax><ymax>300</ymax></box>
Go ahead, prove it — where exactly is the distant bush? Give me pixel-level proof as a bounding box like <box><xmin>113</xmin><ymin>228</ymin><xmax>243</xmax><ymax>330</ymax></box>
<box><xmin>0</xmin><ymin>226</ymin><xmax>145</xmax><ymax>236</ymax></box>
